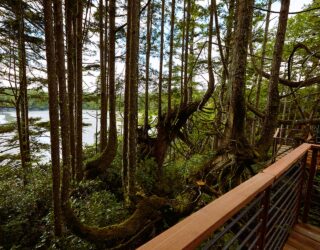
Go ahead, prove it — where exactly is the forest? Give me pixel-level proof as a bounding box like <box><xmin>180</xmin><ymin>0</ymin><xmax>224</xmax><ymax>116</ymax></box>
<box><xmin>0</xmin><ymin>0</ymin><xmax>320</xmax><ymax>249</ymax></box>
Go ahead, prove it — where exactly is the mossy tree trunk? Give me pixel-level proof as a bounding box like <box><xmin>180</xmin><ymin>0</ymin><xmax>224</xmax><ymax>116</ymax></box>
<box><xmin>257</xmin><ymin>0</ymin><xmax>291</xmax><ymax>157</ymax></box>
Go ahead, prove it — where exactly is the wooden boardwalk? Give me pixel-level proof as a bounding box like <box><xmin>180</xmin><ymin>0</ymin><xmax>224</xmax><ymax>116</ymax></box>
<box><xmin>284</xmin><ymin>223</ymin><xmax>320</xmax><ymax>250</ymax></box>
<box><xmin>275</xmin><ymin>144</ymin><xmax>293</xmax><ymax>161</ymax></box>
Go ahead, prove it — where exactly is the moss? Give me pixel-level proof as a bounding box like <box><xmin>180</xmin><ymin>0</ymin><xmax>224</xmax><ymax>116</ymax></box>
<box><xmin>62</xmin><ymin>196</ymin><xmax>169</xmax><ymax>246</ymax></box>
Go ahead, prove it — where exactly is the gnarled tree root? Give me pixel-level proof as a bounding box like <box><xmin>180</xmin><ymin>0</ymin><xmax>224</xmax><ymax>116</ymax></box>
<box><xmin>62</xmin><ymin>195</ymin><xmax>169</xmax><ymax>246</ymax></box>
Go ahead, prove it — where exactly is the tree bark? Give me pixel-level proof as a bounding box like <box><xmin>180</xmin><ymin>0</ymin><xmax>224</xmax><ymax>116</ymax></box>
<box><xmin>75</xmin><ymin>0</ymin><xmax>84</xmax><ymax>181</ymax></box>
<box><xmin>158</xmin><ymin>0</ymin><xmax>165</xmax><ymax>120</ymax></box>
<box><xmin>15</xmin><ymin>0</ymin><xmax>30</xmax><ymax>182</ymax></box>
<box><xmin>128</xmin><ymin>0</ymin><xmax>140</xmax><ymax>199</ymax></box>
<box><xmin>167</xmin><ymin>0</ymin><xmax>175</xmax><ymax>114</ymax></box>
<box><xmin>43</xmin><ymin>0</ymin><xmax>62</xmax><ymax>236</ymax></box>
<box><xmin>105</xmin><ymin>0</ymin><xmax>117</xmax><ymax>167</ymax></box>
<box><xmin>258</xmin><ymin>0</ymin><xmax>290</xmax><ymax>157</ymax></box>
<box><xmin>224</xmin><ymin>0</ymin><xmax>254</xmax><ymax>144</ymax></box>
<box><xmin>100</xmin><ymin>0</ymin><xmax>108</xmax><ymax>151</ymax></box>
<box><xmin>122</xmin><ymin>0</ymin><xmax>132</xmax><ymax>196</ymax></box>
<box><xmin>144</xmin><ymin>0</ymin><xmax>152</xmax><ymax>128</ymax></box>
<box><xmin>65</xmin><ymin>0</ymin><xmax>76</xmax><ymax>178</ymax></box>
<box><xmin>180</xmin><ymin>0</ymin><xmax>186</xmax><ymax>105</ymax></box>
<box><xmin>53</xmin><ymin>0</ymin><xmax>72</xmax><ymax>209</ymax></box>
<box><xmin>251</xmin><ymin>0</ymin><xmax>271</xmax><ymax>144</ymax></box>
<box><xmin>214</xmin><ymin>0</ymin><xmax>234</xmax><ymax>148</ymax></box>
<box><xmin>183</xmin><ymin>0</ymin><xmax>191</xmax><ymax>106</ymax></box>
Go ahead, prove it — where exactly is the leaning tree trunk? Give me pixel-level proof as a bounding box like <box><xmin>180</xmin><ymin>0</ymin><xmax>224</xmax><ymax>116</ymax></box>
<box><xmin>257</xmin><ymin>0</ymin><xmax>290</xmax><ymax>157</ymax></box>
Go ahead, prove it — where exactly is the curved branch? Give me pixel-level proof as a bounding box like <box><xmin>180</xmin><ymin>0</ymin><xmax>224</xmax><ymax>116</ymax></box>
<box><xmin>255</xmin><ymin>67</ymin><xmax>320</xmax><ymax>87</ymax></box>
<box><xmin>115</xmin><ymin>0</ymin><xmax>151</xmax><ymax>33</ymax></box>
<box><xmin>254</xmin><ymin>5</ymin><xmax>320</xmax><ymax>15</ymax></box>
<box><xmin>62</xmin><ymin>196</ymin><xmax>169</xmax><ymax>244</ymax></box>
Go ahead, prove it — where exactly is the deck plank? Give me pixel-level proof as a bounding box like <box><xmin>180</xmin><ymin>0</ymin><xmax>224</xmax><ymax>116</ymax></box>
<box><xmin>294</xmin><ymin>223</ymin><xmax>320</xmax><ymax>243</ymax></box>
<box><xmin>283</xmin><ymin>243</ymin><xmax>298</xmax><ymax>250</ymax></box>
<box><xmin>285</xmin><ymin>223</ymin><xmax>320</xmax><ymax>250</ymax></box>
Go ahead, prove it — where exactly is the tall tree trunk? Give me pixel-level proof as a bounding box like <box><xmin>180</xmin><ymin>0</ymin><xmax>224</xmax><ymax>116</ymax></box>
<box><xmin>258</xmin><ymin>0</ymin><xmax>290</xmax><ymax>157</ymax></box>
<box><xmin>251</xmin><ymin>0</ymin><xmax>271</xmax><ymax>144</ymax></box>
<box><xmin>83</xmin><ymin>0</ymin><xmax>117</xmax><ymax>179</ymax></box>
<box><xmin>128</xmin><ymin>0</ymin><xmax>140</xmax><ymax>199</ymax></box>
<box><xmin>144</xmin><ymin>0</ymin><xmax>152</xmax><ymax>128</ymax></box>
<box><xmin>255</xmin><ymin>0</ymin><xmax>271</xmax><ymax>110</ymax></box>
<box><xmin>43</xmin><ymin>0</ymin><xmax>62</xmax><ymax>236</ymax></box>
<box><xmin>183</xmin><ymin>0</ymin><xmax>191</xmax><ymax>105</ymax></box>
<box><xmin>65</xmin><ymin>0</ymin><xmax>76</xmax><ymax>178</ymax></box>
<box><xmin>167</xmin><ymin>0</ymin><xmax>175</xmax><ymax>114</ymax></box>
<box><xmin>106</xmin><ymin>0</ymin><xmax>117</xmax><ymax>164</ymax></box>
<box><xmin>75</xmin><ymin>0</ymin><xmax>84</xmax><ymax>181</ymax></box>
<box><xmin>214</xmin><ymin>0</ymin><xmax>235</xmax><ymax>148</ymax></box>
<box><xmin>180</xmin><ymin>0</ymin><xmax>186</xmax><ymax>105</ymax></box>
<box><xmin>15</xmin><ymin>0</ymin><xmax>30</xmax><ymax>182</ymax></box>
<box><xmin>188</xmin><ymin>25</ymin><xmax>194</xmax><ymax>103</ymax></box>
<box><xmin>224</xmin><ymin>0</ymin><xmax>254</xmax><ymax>145</ymax></box>
<box><xmin>100</xmin><ymin>0</ymin><xmax>108</xmax><ymax>151</ymax></box>
<box><xmin>122</xmin><ymin>0</ymin><xmax>132</xmax><ymax>195</ymax></box>
<box><xmin>53</xmin><ymin>0</ymin><xmax>72</xmax><ymax>208</ymax></box>
<box><xmin>158</xmin><ymin>0</ymin><xmax>165</xmax><ymax>120</ymax></box>
<box><xmin>207</xmin><ymin>0</ymin><xmax>215</xmax><ymax>95</ymax></box>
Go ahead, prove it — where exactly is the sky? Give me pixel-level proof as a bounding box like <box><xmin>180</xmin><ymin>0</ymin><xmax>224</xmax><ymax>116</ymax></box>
<box><xmin>274</xmin><ymin>0</ymin><xmax>311</xmax><ymax>13</ymax></box>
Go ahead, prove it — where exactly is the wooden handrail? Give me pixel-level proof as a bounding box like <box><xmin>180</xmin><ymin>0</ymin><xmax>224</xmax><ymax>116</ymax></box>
<box><xmin>138</xmin><ymin>143</ymin><xmax>313</xmax><ymax>250</ymax></box>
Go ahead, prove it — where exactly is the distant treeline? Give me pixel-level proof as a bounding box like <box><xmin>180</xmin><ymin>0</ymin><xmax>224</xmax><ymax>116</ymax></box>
<box><xmin>0</xmin><ymin>88</ymin><xmax>99</xmax><ymax>110</ymax></box>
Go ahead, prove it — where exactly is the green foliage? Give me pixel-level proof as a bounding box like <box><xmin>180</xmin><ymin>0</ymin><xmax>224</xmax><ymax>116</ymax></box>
<box><xmin>163</xmin><ymin>152</ymin><xmax>214</xmax><ymax>195</ymax></box>
<box><xmin>0</xmin><ymin>165</ymin><xmax>52</xmax><ymax>249</ymax></box>
<box><xmin>71</xmin><ymin>184</ymin><xmax>129</xmax><ymax>227</ymax></box>
<box><xmin>136</xmin><ymin>158</ymin><xmax>158</xmax><ymax>193</ymax></box>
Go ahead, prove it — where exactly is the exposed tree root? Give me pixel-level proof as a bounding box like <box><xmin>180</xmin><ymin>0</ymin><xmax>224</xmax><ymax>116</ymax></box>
<box><xmin>62</xmin><ymin>195</ymin><xmax>169</xmax><ymax>246</ymax></box>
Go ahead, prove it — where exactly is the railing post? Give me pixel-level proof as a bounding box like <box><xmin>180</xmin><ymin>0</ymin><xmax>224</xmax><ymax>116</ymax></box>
<box><xmin>295</xmin><ymin>153</ymin><xmax>307</xmax><ymax>224</ymax></box>
<box><xmin>257</xmin><ymin>187</ymin><xmax>271</xmax><ymax>249</ymax></box>
<box><xmin>302</xmin><ymin>148</ymin><xmax>318</xmax><ymax>223</ymax></box>
<box><xmin>272</xmin><ymin>139</ymin><xmax>277</xmax><ymax>163</ymax></box>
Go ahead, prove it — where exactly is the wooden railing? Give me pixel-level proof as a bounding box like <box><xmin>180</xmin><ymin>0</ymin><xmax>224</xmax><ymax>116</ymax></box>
<box><xmin>138</xmin><ymin>144</ymin><xmax>320</xmax><ymax>250</ymax></box>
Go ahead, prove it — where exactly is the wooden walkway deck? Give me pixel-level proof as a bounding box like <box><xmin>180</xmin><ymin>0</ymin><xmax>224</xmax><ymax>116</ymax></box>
<box><xmin>275</xmin><ymin>145</ymin><xmax>293</xmax><ymax>161</ymax></box>
<box><xmin>284</xmin><ymin>223</ymin><xmax>320</xmax><ymax>250</ymax></box>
